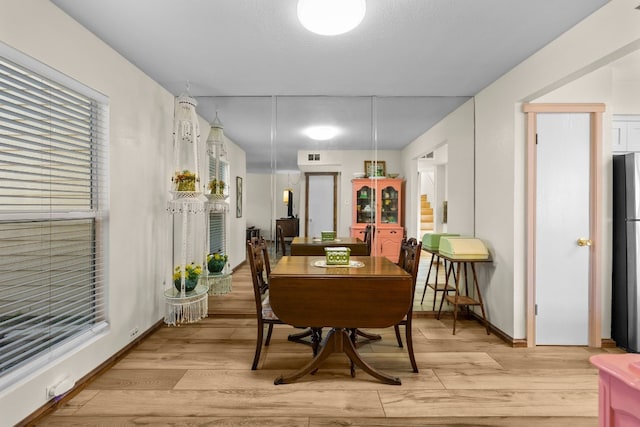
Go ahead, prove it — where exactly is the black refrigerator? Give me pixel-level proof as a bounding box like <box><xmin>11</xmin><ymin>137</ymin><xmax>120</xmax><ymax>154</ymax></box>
<box><xmin>612</xmin><ymin>153</ymin><xmax>640</xmax><ymax>353</ymax></box>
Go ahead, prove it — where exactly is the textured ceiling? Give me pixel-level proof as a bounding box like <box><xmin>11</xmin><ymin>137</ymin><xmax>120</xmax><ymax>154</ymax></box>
<box><xmin>51</xmin><ymin>0</ymin><xmax>608</xmax><ymax>172</ymax></box>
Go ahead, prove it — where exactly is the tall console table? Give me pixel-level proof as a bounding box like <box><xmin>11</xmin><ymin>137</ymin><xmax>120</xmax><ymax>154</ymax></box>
<box><xmin>436</xmin><ymin>253</ymin><xmax>491</xmax><ymax>335</ymax></box>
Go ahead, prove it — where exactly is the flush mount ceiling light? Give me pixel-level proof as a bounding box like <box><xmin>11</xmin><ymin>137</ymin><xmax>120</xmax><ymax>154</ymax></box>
<box><xmin>304</xmin><ymin>125</ymin><xmax>340</xmax><ymax>141</ymax></box>
<box><xmin>297</xmin><ymin>0</ymin><xmax>366</xmax><ymax>36</ymax></box>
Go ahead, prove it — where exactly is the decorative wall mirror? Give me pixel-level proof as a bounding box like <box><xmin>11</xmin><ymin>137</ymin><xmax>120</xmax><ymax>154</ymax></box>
<box><xmin>196</xmin><ymin>95</ymin><xmax>462</xmax><ymax>312</ymax></box>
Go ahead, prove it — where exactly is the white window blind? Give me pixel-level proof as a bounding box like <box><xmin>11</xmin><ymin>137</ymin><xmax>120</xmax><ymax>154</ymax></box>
<box><xmin>209</xmin><ymin>159</ymin><xmax>227</xmax><ymax>254</ymax></box>
<box><xmin>0</xmin><ymin>50</ymin><xmax>108</xmax><ymax>381</ymax></box>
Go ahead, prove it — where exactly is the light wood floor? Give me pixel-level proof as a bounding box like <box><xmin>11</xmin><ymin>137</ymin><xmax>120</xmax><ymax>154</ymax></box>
<box><xmin>34</xmin><ymin>260</ymin><xmax>624</xmax><ymax>426</ymax></box>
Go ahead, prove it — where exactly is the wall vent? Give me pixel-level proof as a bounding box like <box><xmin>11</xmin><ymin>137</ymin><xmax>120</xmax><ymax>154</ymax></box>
<box><xmin>307</xmin><ymin>153</ymin><xmax>321</xmax><ymax>161</ymax></box>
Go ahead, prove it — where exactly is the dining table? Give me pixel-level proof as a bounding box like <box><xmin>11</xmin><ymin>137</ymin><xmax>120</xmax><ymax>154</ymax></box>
<box><xmin>289</xmin><ymin>236</ymin><xmax>369</xmax><ymax>256</ymax></box>
<box><xmin>268</xmin><ymin>255</ymin><xmax>412</xmax><ymax>385</ymax></box>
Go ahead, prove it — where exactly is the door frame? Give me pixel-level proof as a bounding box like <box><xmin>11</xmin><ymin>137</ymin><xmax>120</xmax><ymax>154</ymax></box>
<box><xmin>304</xmin><ymin>172</ymin><xmax>338</xmax><ymax>237</ymax></box>
<box><xmin>523</xmin><ymin>103</ymin><xmax>605</xmax><ymax>348</ymax></box>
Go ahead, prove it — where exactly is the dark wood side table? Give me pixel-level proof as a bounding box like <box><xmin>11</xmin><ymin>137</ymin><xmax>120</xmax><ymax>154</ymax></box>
<box><xmin>276</xmin><ymin>218</ymin><xmax>299</xmax><ymax>238</ymax></box>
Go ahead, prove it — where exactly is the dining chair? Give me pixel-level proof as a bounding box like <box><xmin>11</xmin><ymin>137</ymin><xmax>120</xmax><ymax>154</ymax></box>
<box><xmin>393</xmin><ymin>237</ymin><xmax>422</xmax><ymax>373</ymax></box>
<box><xmin>251</xmin><ymin>236</ymin><xmax>271</xmax><ymax>282</ymax></box>
<box><xmin>276</xmin><ymin>225</ymin><xmax>287</xmax><ymax>255</ymax></box>
<box><xmin>363</xmin><ymin>224</ymin><xmax>375</xmax><ymax>255</ymax></box>
<box><xmin>247</xmin><ymin>237</ymin><xmax>316</xmax><ymax>369</ymax></box>
<box><xmin>247</xmin><ymin>238</ymin><xmax>284</xmax><ymax>369</ymax></box>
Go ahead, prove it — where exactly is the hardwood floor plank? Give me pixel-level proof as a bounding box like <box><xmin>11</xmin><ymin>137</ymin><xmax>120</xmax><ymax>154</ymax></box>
<box><xmin>152</xmin><ymin>327</ymin><xmax>238</xmax><ymax>340</ymax></box>
<box><xmin>85</xmin><ymin>369</ymin><xmax>186</xmax><ymax>390</ymax></box>
<box><xmin>378</xmin><ymin>389</ymin><xmax>598</xmax><ymax>417</ymax></box>
<box><xmin>309</xmin><ymin>416</ymin><xmax>597</xmax><ymax>426</ymax></box>
<box><xmin>113</xmin><ymin>352</ymin><xmax>253</xmax><ymax>370</ymax></box>
<box><xmin>487</xmin><ymin>348</ymin><xmax>596</xmax><ymax>369</ymax></box>
<box><xmin>174</xmin><ymin>368</ymin><xmax>444</xmax><ymax>390</ymax></box>
<box><xmin>433</xmin><ymin>368</ymin><xmax>597</xmax><ymax>390</ymax></box>
<box><xmin>70</xmin><ymin>390</ymin><xmax>385</xmax><ymax>417</ymax></box>
<box><xmin>39</xmin><ymin>416</ymin><xmax>309</xmax><ymax>426</ymax></box>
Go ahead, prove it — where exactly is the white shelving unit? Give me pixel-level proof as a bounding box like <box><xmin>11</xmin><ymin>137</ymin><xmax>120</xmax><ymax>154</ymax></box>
<box><xmin>164</xmin><ymin>94</ymin><xmax>209</xmax><ymax>325</ymax></box>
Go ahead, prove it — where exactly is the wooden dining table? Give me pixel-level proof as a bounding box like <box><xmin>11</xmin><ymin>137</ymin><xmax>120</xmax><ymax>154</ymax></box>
<box><xmin>289</xmin><ymin>236</ymin><xmax>369</xmax><ymax>256</ymax></box>
<box><xmin>268</xmin><ymin>255</ymin><xmax>412</xmax><ymax>385</ymax></box>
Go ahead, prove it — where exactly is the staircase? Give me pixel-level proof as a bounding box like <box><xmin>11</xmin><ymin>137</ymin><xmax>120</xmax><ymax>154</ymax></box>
<box><xmin>420</xmin><ymin>194</ymin><xmax>434</xmax><ymax>237</ymax></box>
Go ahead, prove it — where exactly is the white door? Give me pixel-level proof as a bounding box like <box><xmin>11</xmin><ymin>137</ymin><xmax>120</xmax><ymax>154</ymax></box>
<box><xmin>535</xmin><ymin>113</ymin><xmax>590</xmax><ymax>345</ymax></box>
<box><xmin>307</xmin><ymin>174</ymin><xmax>335</xmax><ymax>238</ymax></box>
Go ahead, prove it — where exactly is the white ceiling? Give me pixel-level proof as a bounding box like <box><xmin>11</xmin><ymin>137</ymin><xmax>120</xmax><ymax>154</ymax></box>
<box><xmin>51</xmin><ymin>0</ymin><xmax>608</xmax><ymax>172</ymax></box>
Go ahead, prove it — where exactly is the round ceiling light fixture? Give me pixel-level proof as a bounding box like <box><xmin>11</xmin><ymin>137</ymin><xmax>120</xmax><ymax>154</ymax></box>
<box><xmin>304</xmin><ymin>125</ymin><xmax>340</xmax><ymax>141</ymax></box>
<box><xmin>297</xmin><ymin>0</ymin><xmax>366</xmax><ymax>36</ymax></box>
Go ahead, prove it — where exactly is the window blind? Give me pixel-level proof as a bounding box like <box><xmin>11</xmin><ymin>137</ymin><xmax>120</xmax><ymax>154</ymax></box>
<box><xmin>0</xmin><ymin>50</ymin><xmax>108</xmax><ymax>381</ymax></box>
<box><xmin>208</xmin><ymin>159</ymin><xmax>227</xmax><ymax>254</ymax></box>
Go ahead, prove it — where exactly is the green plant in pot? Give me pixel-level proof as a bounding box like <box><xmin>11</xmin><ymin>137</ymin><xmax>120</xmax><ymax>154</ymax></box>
<box><xmin>173</xmin><ymin>170</ymin><xmax>197</xmax><ymax>192</ymax></box>
<box><xmin>207</xmin><ymin>252</ymin><xmax>228</xmax><ymax>274</ymax></box>
<box><xmin>208</xmin><ymin>178</ymin><xmax>225</xmax><ymax>196</ymax></box>
<box><xmin>173</xmin><ymin>262</ymin><xmax>202</xmax><ymax>292</ymax></box>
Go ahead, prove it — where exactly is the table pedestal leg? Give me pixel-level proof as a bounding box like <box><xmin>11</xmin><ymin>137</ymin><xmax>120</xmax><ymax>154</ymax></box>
<box><xmin>275</xmin><ymin>328</ymin><xmax>402</xmax><ymax>386</ymax></box>
<box><xmin>288</xmin><ymin>328</ymin><xmax>312</xmax><ymax>343</ymax></box>
<box><xmin>355</xmin><ymin>329</ymin><xmax>382</xmax><ymax>344</ymax></box>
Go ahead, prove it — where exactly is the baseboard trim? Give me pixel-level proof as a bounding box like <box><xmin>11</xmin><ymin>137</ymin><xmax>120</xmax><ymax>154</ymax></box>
<box><xmin>19</xmin><ymin>319</ymin><xmax>165</xmax><ymax>427</ymax></box>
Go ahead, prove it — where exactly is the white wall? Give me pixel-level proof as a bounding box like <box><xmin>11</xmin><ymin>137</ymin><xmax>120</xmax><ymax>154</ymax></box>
<box><xmin>245</xmin><ymin>172</ymin><xmax>300</xmax><ymax>243</ymax></box>
<box><xmin>611</xmin><ymin>51</ymin><xmax>640</xmax><ymax>114</ymax></box>
<box><xmin>224</xmin><ymin>137</ymin><xmax>247</xmax><ymax>268</ymax></box>
<box><xmin>246</xmin><ymin>173</ymin><xmax>273</xmax><ymax>239</ymax></box>
<box><xmin>0</xmin><ymin>2</ymin><xmax>244</xmax><ymax>424</ymax></box>
<box><xmin>402</xmin><ymin>99</ymin><xmax>476</xmax><ymax>241</ymax></box>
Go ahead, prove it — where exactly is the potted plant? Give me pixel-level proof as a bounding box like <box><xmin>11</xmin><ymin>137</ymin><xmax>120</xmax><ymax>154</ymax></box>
<box><xmin>173</xmin><ymin>170</ymin><xmax>198</xmax><ymax>192</ymax></box>
<box><xmin>207</xmin><ymin>178</ymin><xmax>226</xmax><ymax>199</ymax></box>
<box><xmin>207</xmin><ymin>252</ymin><xmax>228</xmax><ymax>273</ymax></box>
<box><xmin>173</xmin><ymin>262</ymin><xmax>202</xmax><ymax>292</ymax></box>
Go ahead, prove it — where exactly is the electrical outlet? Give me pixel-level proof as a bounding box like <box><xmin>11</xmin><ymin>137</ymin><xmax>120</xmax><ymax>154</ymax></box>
<box><xmin>129</xmin><ymin>327</ymin><xmax>139</xmax><ymax>338</ymax></box>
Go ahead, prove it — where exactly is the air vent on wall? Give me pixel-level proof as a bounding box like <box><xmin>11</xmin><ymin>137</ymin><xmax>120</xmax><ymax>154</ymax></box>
<box><xmin>307</xmin><ymin>153</ymin><xmax>321</xmax><ymax>161</ymax></box>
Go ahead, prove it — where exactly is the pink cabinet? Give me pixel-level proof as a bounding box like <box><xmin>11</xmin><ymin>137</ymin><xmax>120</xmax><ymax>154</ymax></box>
<box><xmin>590</xmin><ymin>354</ymin><xmax>640</xmax><ymax>427</ymax></box>
<box><xmin>351</xmin><ymin>178</ymin><xmax>404</xmax><ymax>263</ymax></box>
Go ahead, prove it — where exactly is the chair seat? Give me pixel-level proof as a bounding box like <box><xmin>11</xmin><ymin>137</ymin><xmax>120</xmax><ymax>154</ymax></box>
<box><xmin>261</xmin><ymin>294</ymin><xmax>279</xmax><ymax>320</ymax></box>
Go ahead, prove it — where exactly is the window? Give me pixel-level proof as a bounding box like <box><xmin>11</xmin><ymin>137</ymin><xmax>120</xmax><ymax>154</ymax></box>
<box><xmin>208</xmin><ymin>158</ymin><xmax>228</xmax><ymax>254</ymax></box>
<box><xmin>0</xmin><ymin>47</ymin><xmax>108</xmax><ymax>382</ymax></box>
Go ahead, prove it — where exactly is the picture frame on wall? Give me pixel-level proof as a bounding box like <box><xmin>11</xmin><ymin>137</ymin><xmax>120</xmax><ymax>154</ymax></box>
<box><xmin>236</xmin><ymin>176</ymin><xmax>243</xmax><ymax>218</ymax></box>
<box><xmin>364</xmin><ymin>160</ymin><xmax>386</xmax><ymax>178</ymax></box>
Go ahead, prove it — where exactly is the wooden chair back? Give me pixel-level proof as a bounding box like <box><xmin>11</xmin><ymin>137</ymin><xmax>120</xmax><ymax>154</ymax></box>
<box><xmin>247</xmin><ymin>238</ymin><xmax>269</xmax><ymax>299</ymax></box>
<box><xmin>364</xmin><ymin>224</ymin><xmax>375</xmax><ymax>255</ymax></box>
<box><xmin>277</xmin><ymin>225</ymin><xmax>287</xmax><ymax>255</ymax></box>
<box><xmin>397</xmin><ymin>237</ymin><xmax>422</xmax><ymax>295</ymax></box>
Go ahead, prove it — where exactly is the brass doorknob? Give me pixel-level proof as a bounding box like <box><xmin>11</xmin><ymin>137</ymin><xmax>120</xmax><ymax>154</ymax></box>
<box><xmin>577</xmin><ymin>238</ymin><xmax>592</xmax><ymax>247</ymax></box>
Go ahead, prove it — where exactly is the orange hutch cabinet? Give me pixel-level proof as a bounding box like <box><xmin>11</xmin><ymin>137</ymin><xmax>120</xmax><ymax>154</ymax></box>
<box><xmin>350</xmin><ymin>178</ymin><xmax>405</xmax><ymax>262</ymax></box>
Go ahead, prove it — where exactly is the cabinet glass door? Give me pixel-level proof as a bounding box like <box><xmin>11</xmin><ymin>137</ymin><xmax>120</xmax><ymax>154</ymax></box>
<box><xmin>356</xmin><ymin>185</ymin><xmax>375</xmax><ymax>224</ymax></box>
<box><xmin>380</xmin><ymin>185</ymin><xmax>399</xmax><ymax>224</ymax></box>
